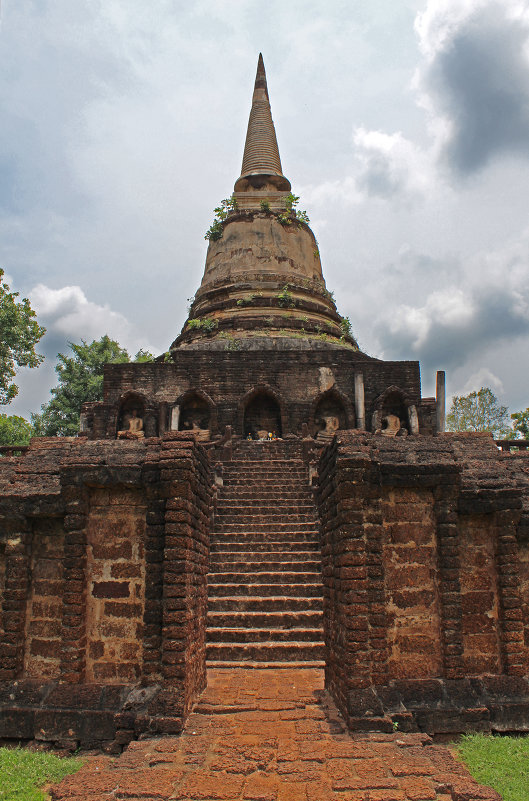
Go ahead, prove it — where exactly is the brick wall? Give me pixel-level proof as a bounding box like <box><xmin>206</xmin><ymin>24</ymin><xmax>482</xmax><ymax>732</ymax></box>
<box><xmin>381</xmin><ymin>487</ymin><xmax>443</xmax><ymax>680</ymax></box>
<box><xmin>24</xmin><ymin>519</ymin><xmax>65</xmax><ymax>679</ymax></box>
<box><xmin>0</xmin><ymin>434</ymin><xmax>212</xmax><ymax>749</ymax></box>
<box><xmin>94</xmin><ymin>350</ymin><xmax>426</xmax><ymax>439</ymax></box>
<box><xmin>86</xmin><ymin>488</ymin><xmax>147</xmax><ymax>683</ymax></box>
<box><xmin>459</xmin><ymin>515</ymin><xmax>502</xmax><ymax>675</ymax></box>
<box><xmin>316</xmin><ymin>432</ymin><xmax>529</xmax><ymax>734</ymax></box>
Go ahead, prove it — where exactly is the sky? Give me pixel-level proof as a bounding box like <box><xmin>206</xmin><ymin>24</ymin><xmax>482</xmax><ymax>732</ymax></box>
<box><xmin>2</xmin><ymin>0</ymin><xmax>529</xmax><ymax>419</ymax></box>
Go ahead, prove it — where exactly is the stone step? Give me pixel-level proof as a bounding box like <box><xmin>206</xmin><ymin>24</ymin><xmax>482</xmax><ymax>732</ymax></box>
<box><xmin>214</xmin><ymin>522</ymin><xmax>320</xmax><ymax>533</ymax></box>
<box><xmin>217</xmin><ymin>490</ymin><xmax>314</xmax><ymax>501</ymax></box>
<box><xmin>214</xmin><ymin>513</ymin><xmax>318</xmax><ymax>525</ymax></box>
<box><xmin>208</xmin><ymin>571</ymin><xmax>321</xmax><ymax>585</ymax></box>
<box><xmin>206</xmin><ymin>626</ymin><xmax>323</xmax><ymax>643</ymax></box>
<box><xmin>210</xmin><ymin>540</ymin><xmax>320</xmax><ymax>553</ymax></box>
<box><xmin>209</xmin><ymin>550</ymin><xmax>320</xmax><ymax>563</ymax></box>
<box><xmin>209</xmin><ymin>559</ymin><xmax>321</xmax><ymax>573</ymax></box>
<box><xmin>222</xmin><ymin>477</ymin><xmax>307</xmax><ymax>485</ymax></box>
<box><xmin>206</xmin><ymin>660</ymin><xmax>325</xmax><ymax>669</ymax></box>
<box><xmin>206</xmin><ymin>641</ymin><xmax>325</xmax><ymax>662</ymax></box>
<box><xmin>207</xmin><ymin>610</ymin><xmax>323</xmax><ymax>628</ymax></box>
<box><xmin>216</xmin><ymin>502</ymin><xmax>315</xmax><ymax>512</ymax></box>
<box><xmin>208</xmin><ymin>595</ymin><xmax>323</xmax><ymax>612</ymax></box>
<box><xmin>211</xmin><ymin>535</ymin><xmax>320</xmax><ymax>548</ymax></box>
<box><xmin>223</xmin><ymin>459</ymin><xmax>305</xmax><ymax>467</ymax></box>
<box><xmin>208</xmin><ymin>582</ymin><xmax>322</xmax><ymax>597</ymax></box>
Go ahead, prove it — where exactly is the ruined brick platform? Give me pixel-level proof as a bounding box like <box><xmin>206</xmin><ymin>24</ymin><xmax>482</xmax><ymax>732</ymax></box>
<box><xmin>50</xmin><ymin>669</ymin><xmax>501</xmax><ymax>801</ymax></box>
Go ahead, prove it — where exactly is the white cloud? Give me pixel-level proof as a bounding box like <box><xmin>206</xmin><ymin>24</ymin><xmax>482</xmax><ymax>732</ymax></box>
<box><xmin>375</xmin><ymin>229</ymin><xmax>529</xmax><ymax>371</ymax></box>
<box><xmin>462</xmin><ymin>368</ymin><xmax>504</xmax><ymax>396</ymax></box>
<box><xmin>29</xmin><ymin>284</ymin><xmax>156</xmax><ymax>357</ymax></box>
<box><xmin>352</xmin><ymin>127</ymin><xmax>435</xmax><ymax>200</ymax></box>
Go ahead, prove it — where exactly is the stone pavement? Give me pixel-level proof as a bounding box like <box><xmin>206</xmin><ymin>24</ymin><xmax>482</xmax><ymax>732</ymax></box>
<box><xmin>51</xmin><ymin>669</ymin><xmax>501</xmax><ymax>801</ymax></box>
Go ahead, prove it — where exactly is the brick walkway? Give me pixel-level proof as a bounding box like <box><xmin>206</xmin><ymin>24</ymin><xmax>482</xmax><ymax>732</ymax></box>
<box><xmin>51</xmin><ymin>669</ymin><xmax>501</xmax><ymax>801</ymax></box>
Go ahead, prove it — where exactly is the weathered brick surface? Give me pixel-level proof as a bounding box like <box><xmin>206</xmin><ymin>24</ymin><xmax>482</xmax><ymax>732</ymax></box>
<box><xmin>316</xmin><ymin>432</ymin><xmax>529</xmax><ymax>734</ymax></box>
<box><xmin>86</xmin><ymin>488</ymin><xmax>146</xmax><ymax>683</ymax></box>
<box><xmin>49</xmin><ymin>669</ymin><xmax>502</xmax><ymax>801</ymax></box>
<box><xmin>88</xmin><ymin>351</ymin><xmax>436</xmax><ymax>439</ymax></box>
<box><xmin>0</xmin><ymin>433</ymin><xmax>212</xmax><ymax>747</ymax></box>
<box><xmin>24</xmin><ymin>519</ymin><xmax>65</xmax><ymax>679</ymax></box>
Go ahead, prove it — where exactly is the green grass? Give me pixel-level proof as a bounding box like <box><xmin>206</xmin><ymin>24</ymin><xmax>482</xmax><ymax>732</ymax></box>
<box><xmin>0</xmin><ymin>747</ymin><xmax>83</xmax><ymax>801</ymax></box>
<box><xmin>456</xmin><ymin>733</ymin><xmax>529</xmax><ymax>801</ymax></box>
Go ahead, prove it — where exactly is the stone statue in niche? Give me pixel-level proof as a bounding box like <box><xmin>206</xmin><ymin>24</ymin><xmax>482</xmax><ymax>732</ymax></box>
<box><xmin>316</xmin><ymin>414</ymin><xmax>339</xmax><ymax>442</ymax></box>
<box><xmin>183</xmin><ymin>415</ymin><xmax>210</xmax><ymax>442</ymax></box>
<box><xmin>375</xmin><ymin>414</ymin><xmax>408</xmax><ymax>437</ymax></box>
<box><xmin>117</xmin><ymin>409</ymin><xmax>145</xmax><ymax>439</ymax></box>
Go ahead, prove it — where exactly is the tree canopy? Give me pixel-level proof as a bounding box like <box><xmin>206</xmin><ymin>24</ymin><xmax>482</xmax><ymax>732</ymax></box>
<box><xmin>510</xmin><ymin>407</ymin><xmax>529</xmax><ymax>440</ymax></box>
<box><xmin>0</xmin><ymin>414</ymin><xmax>34</xmax><ymax>446</ymax></box>
<box><xmin>446</xmin><ymin>387</ymin><xmax>510</xmax><ymax>438</ymax></box>
<box><xmin>32</xmin><ymin>336</ymin><xmax>154</xmax><ymax>437</ymax></box>
<box><xmin>0</xmin><ymin>269</ymin><xmax>46</xmax><ymax>405</ymax></box>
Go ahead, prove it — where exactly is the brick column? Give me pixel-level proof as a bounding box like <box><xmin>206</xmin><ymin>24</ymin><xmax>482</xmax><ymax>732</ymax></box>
<box><xmin>495</xmin><ymin>511</ymin><xmax>525</xmax><ymax>676</ymax></box>
<box><xmin>435</xmin><ymin>486</ymin><xmax>464</xmax><ymax>679</ymax></box>
<box><xmin>159</xmin><ymin>435</ymin><xmax>211</xmax><ymax>722</ymax></box>
<box><xmin>317</xmin><ymin>439</ymin><xmax>374</xmax><ymax>719</ymax></box>
<box><xmin>0</xmin><ymin>528</ymin><xmax>30</xmax><ymax>679</ymax></box>
<box><xmin>60</xmin><ymin>481</ymin><xmax>90</xmax><ymax>683</ymax></box>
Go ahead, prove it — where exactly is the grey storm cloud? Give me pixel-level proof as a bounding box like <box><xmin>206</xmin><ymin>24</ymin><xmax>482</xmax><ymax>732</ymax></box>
<box><xmin>419</xmin><ymin>3</ymin><xmax>529</xmax><ymax>175</ymax></box>
<box><xmin>377</xmin><ymin>282</ymin><xmax>529</xmax><ymax>374</ymax></box>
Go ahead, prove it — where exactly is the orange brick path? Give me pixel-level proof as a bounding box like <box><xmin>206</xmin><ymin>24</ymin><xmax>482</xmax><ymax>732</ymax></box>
<box><xmin>51</xmin><ymin>669</ymin><xmax>501</xmax><ymax>801</ymax></box>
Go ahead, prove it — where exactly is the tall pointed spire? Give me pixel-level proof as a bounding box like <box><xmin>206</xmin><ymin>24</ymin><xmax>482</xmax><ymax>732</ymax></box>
<box><xmin>234</xmin><ymin>54</ymin><xmax>290</xmax><ymax>193</ymax></box>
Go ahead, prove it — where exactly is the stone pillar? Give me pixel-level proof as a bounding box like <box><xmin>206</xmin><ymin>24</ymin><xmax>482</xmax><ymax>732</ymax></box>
<box><xmin>408</xmin><ymin>404</ymin><xmax>419</xmax><ymax>435</ymax></box>
<box><xmin>170</xmin><ymin>405</ymin><xmax>180</xmax><ymax>432</ymax></box>
<box><xmin>436</xmin><ymin>371</ymin><xmax>446</xmax><ymax>433</ymax></box>
<box><xmin>354</xmin><ymin>373</ymin><xmax>365</xmax><ymax>430</ymax></box>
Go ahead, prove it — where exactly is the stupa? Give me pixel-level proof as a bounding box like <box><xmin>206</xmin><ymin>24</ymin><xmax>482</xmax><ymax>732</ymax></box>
<box><xmin>1</xmin><ymin>55</ymin><xmax>528</xmax><ymax>753</ymax></box>
<box><xmin>82</xmin><ymin>54</ymin><xmax>441</xmax><ymax>442</ymax></box>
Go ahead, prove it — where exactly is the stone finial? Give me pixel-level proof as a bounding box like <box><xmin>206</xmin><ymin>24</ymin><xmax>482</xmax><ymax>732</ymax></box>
<box><xmin>234</xmin><ymin>54</ymin><xmax>291</xmax><ymax>193</ymax></box>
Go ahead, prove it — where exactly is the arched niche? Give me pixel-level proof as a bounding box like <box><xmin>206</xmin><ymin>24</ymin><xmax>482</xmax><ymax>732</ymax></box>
<box><xmin>242</xmin><ymin>389</ymin><xmax>283</xmax><ymax>439</ymax></box>
<box><xmin>372</xmin><ymin>386</ymin><xmax>413</xmax><ymax>434</ymax></box>
<box><xmin>177</xmin><ymin>391</ymin><xmax>213</xmax><ymax>437</ymax></box>
<box><xmin>313</xmin><ymin>389</ymin><xmax>351</xmax><ymax>437</ymax></box>
<box><xmin>116</xmin><ymin>392</ymin><xmax>147</xmax><ymax>438</ymax></box>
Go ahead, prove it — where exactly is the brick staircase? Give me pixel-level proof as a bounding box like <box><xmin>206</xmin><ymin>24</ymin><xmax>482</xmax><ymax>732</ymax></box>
<box><xmin>207</xmin><ymin>440</ymin><xmax>324</xmax><ymax>667</ymax></box>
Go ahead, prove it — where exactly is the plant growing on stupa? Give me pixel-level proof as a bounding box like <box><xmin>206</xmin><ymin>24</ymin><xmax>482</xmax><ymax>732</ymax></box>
<box><xmin>205</xmin><ymin>196</ymin><xmax>238</xmax><ymax>241</ymax></box>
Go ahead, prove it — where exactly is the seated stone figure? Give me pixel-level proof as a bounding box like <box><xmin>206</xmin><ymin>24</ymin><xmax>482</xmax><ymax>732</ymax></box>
<box><xmin>117</xmin><ymin>408</ymin><xmax>145</xmax><ymax>439</ymax></box>
<box><xmin>375</xmin><ymin>413</ymin><xmax>408</xmax><ymax>437</ymax></box>
<box><xmin>316</xmin><ymin>415</ymin><xmax>339</xmax><ymax>442</ymax></box>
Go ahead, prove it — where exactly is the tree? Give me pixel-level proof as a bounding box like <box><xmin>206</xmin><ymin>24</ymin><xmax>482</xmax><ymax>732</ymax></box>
<box><xmin>446</xmin><ymin>387</ymin><xmax>510</xmax><ymax>438</ymax></box>
<box><xmin>0</xmin><ymin>414</ymin><xmax>34</xmax><ymax>446</ymax></box>
<box><xmin>0</xmin><ymin>269</ymin><xmax>46</xmax><ymax>405</ymax></box>
<box><xmin>510</xmin><ymin>407</ymin><xmax>529</xmax><ymax>440</ymax></box>
<box><xmin>31</xmin><ymin>336</ymin><xmax>154</xmax><ymax>437</ymax></box>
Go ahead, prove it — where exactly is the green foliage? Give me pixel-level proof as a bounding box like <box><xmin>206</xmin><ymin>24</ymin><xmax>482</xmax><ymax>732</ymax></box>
<box><xmin>204</xmin><ymin>219</ymin><xmax>224</xmax><ymax>241</ymax></box>
<box><xmin>133</xmin><ymin>349</ymin><xmax>155</xmax><ymax>363</ymax></box>
<box><xmin>323</xmin><ymin>288</ymin><xmax>336</xmax><ymax>304</ymax></box>
<box><xmin>446</xmin><ymin>387</ymin><xmax>510</xmax><ymax>438</ymax></box>
<box><xmin>205</xmin><ymin>196</ymin><xmax>238</xmax><ymax>241</ymax></box>
<box><xmin>0</xmin><ymin>746</ymin><xmax>82</xmax><ymax>801</ymax></box>
<box><xmin>283</xmin><ymin>192</ymin><xmax>310</xmax><ymax>224</ymax></box>
<box><xmin>0</xmin><ymin>269</ymin><xmax>46</xmax><ymax>405</ymax></box>
<box><xmin>31</xmin><ymin>336</ymin><xmax>130</xmax><ymax>437</ymax></box>
<box><xmin>510</xmin><ymin>407</ymin><xmax>529</xmax><ymax>439</ymax></box>
<box><xmin>339</xmin><ymin>316</ymin><xmax>353</xmax><ymax>340</ymax></box>
<box><xmin>236</xmin><ymin>293</ymin><xmax>261</xmax><ymax>306</ymax></box>
<box><xmin>277</xmin><ymin>212</ymin><xmax>292</xmax><ymax>226</ymax></box>
<box><xmin>187</xmin><ymin>317</ymin><xmax>218</xmax><ymax>334</ymax></box>
<box><xmin>457</xmin><ymin>733</ymin><xmax>529</xmax><ymax>801</ymax></box>
<box><xmin>276</xmin><ymin>285</ymin><xmax>295</xmax><ymax>308</ymax></box>
<box><xmin>0</xmin><ymin>414</ymin><xmax>34</xmax><ymax>446</ymax></box>
<box><xmin>259</xmin><ymin>199</ymin><xmax>271</xmax><ymax>212</ymax></box>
